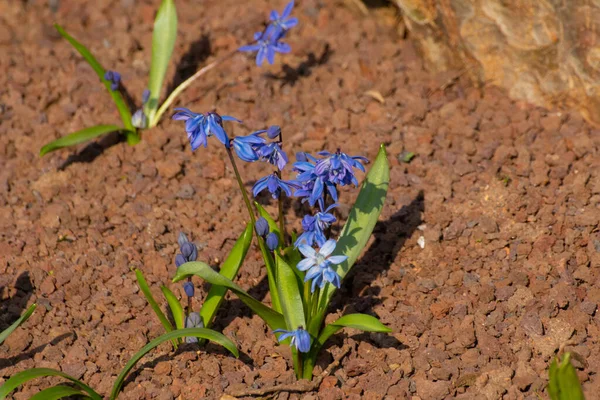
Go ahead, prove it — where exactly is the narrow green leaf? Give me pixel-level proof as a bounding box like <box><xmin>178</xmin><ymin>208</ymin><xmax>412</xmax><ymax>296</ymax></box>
<box><xmin>255</xmin><ymin>202</ymin><xmax>280</xmax><ymax>239</ymax></box>
<box><xmin>161</xmin><ymin>286</ymin><xmax>184</xmax><ymax>331</ymax></box>
<box><xmin>146</xmin><ymin>0</ymin><xmax>177</xmax><ymax>126</ymax></box>
<box><xmin>311</xmin><ymin>144</ymin><xmax>389</xmax><ymax>333</ymax></box>
<box><xmin>134</xmin><ymin>269</ymin><xmax>176</xmax><ymax>347</ymax></box>
<box><xmin>548</xmin><ymin>353</ymin><xmax>585</xmax><ymax>400</ymax></box>
<box><xmin>110</xmin><ymin>328</ymin><xmax>238</xmax><ymax>399</ymax></box>
<box><xmin>303</xmin><ymin>314</ymin><xmax>390</xmax><ymax>379</ymax></box>
<box><xmin>0</xmin><ymin>303</ymin><xmax>36</xmax><ymax>345</ymax></box>
<box><xmin>40</xmin><ymin>125</ymin><xmax>121</xmax><ymax>156</ymax></box>
<box><xmin>0</xmin><ymin>368</ymin><xmax>102</xmax><ymax>400</ymax></box>
<box><xmin>174</xmin><ymin>262</ymin><xmax>285</xmax><ymax>330</ymax></box>
<box><xmin>275</xmin><ymin>254</ymin><xmax>305</xmax><ymax>330</ymax></box>
<box><xmin>200</xmin><ymin>222</ymin><xmax>253</xmax><ymax>327</ymax></box>
<box><xmin>54</xmin><ymin>24</ymin><xmax>136</xmax><ymax>135</ymax></box>
<box><xmin>29</xmin><ymin>385</ymin><xmax>92</xmax><ymax>400</ymax></box>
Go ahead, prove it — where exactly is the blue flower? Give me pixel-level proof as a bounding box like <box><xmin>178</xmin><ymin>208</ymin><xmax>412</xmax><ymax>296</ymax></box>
<box><xmin>142</xmin><ymin>88</ymin><xmax>151</xmax><ymax>104</ymax></box>
<box><xmin>239</xmin><ymin>27</ymin><xmax>292</xmax><ymax>67</ymax></box>
<box><xmin>292</xmin><ymin>156</ymin><xmax>338</xmax><ymax>207</ymax></box>
<box><xmin>175</xmin><ymin>232</ymin><xmax>198</xmax><ymax>268</ymax></box>
<box><xmin>172</xmin><ymin>108</ymin><xmax>241</xmax><ymax>150</ymax></box>
<box><xmin>183</xmin><ymin>281</ymin><xmax>195</xmax><ymax>297</ymax></box>
<box><xmin>295</xmin><ymin>204</ymin><xmax>337</xmax><ymax>247</ymax></box>
<box><xmin>266</xmin><ymin>125</ymin><xmax>281</xmax><ymax>139</ymax></box>
<box><xmin>185</xmin><ymin>312</ymin><xmax>204</xmax><ymax>343</ymax></box>
<box><xmin>273</xmin><ymin>327</ymin><xmax>311</xmax><ymax>353</ymax></box>
<box><xmin>104</xmin><ymin>70</ymin><xmax>121</xmax><ymax>91</ymax></box>
<box><xmin>232</xmin><ymin>132</ymin><xmax>267</xmax><ymax>162</ymax></box>
<box><xmin>253</xmin><ymin>173</ymin><xmax>298</xmax><ymax>199</ymax></box>
<box><xmin>255</xmin><ymin>217</ymin><xmax>270</xmax><ymax>237</ymax></box>
<box><xmin>269</xmin><ymin>1</ymin><xmax>299</xmax><ymax>37</ymax></box>
<box><xmin>266</xmin><ymin>232</ymin><xmax>279</xmax><ymax>251</ymax></box>
<box><xmin>314</xmin><ymin>150</ymin><xmax>368</xmax><ymax>186</ymax></box>
<box><xmin>297</xmin><ymin>239</ymin><xmax>347</xmax><ymax>292</ymax></box>
<box><xmin>257</xmin><ymin>142</ymin><xmax>288</xmax><ymax>170</ymax></box>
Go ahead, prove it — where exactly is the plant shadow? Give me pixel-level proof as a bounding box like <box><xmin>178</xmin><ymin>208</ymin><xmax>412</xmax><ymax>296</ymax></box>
<box><xmin>0</xmin><ymin>333</ymin><xmax>73</xmax><ymax>371</ymax></box>
<box><xmin>265</xmin><ymin>43</ymin><xmax>332</xmax><ymax>87</ymax></box>
<box><xmin>58</xmin><ymin>131</ymin><xmax>126</xmax><ymax>169</ymax></box>
<box><xmin>0</xmin><ymin>272</ymin><xmax>33</xmax><ymax>332</ymax></box>
<box><xmin>165</xmin><ymin>34</ymin><xmax>212</xmax><ymax>96</ymax></box>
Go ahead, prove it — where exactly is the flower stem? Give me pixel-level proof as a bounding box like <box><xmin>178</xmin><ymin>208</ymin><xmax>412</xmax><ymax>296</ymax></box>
<box><xmin>226</xmin><ymin>147</ymin><xmax>256</xmax><ymax>224</ymax></box>
<box><xmin>276</xmin><ymin>132</ymin><xmax>286</xmax><ymax>244</ymax></box>
<box><xmin>151</xmin><ymin>49</ymin><xmax>239</xmax><ymax>127</ymax></box>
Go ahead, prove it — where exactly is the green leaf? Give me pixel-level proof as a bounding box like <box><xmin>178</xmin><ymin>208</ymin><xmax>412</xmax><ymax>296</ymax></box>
<box><xmin>0</xmin><ymin>303</ymin><xmax>36</xmax><ymax>345</ymax></box>
<box><xmin>29</xmin><ymin>385</ymin><xmax>93</xmax><ymax>400</ymax></box>
<box><xmin>161</xmin><ymin>286</ymin><xmax>184</xmax><ymax>331</ymax></box>
<box><xmin>200</xmin><ymin>222</ymin><xmax>253</xmax><ymax>328</ymax></box>
<box><xmin>0</xmin><ymin>368</ymin><xmax>102</xmax><ymax>400</ymax></box>
<box><xmin>174</xmin><ymin>262</ymin><xmax>285</xmax><ymax>330</ymax></box>
<box><xmin>40</xmin><ymin>125</ymin><xmax>122</xmax><ymax>156</ymax></box>
<box><xmin>274</xmin><ymin>254</ymin><xmax>305</xmax><ymax>330</ymax></box>
<box><xmin>303</xmin><ymin>314</ymin><xmax>391</xmax><ymax>379</ymax></box>
<box><xmin>548</xmin><ymin>353</ymin><xmax>585</xmax><ymax>400</ymax></box>
<box><xmin>110</xmin><ymin>328</ymin><xmax>238</xmax><ymax>399</ymax></box>
<box><xmin>311</xmin><ymin>144</ymin><xmax>389</xmax><ymax>333</ymax></box>
<box><xmin>134</xmin><ymin>269</ymin><xmax>176</xmax><ymax>347</ymax></box>
<box><xmin>54</xmin><ymin>24</ymin><xmax>137</xmax><ymax>142</ymax></box>
<box><xmin>254</xmin><ymin>202</ymin><xmax>282</xmax><ymax>312</ymax></box>
<box><xmin>146</xmin><ymin>0</ymin><xmax>177</xmax><ymax>126</ymax></box>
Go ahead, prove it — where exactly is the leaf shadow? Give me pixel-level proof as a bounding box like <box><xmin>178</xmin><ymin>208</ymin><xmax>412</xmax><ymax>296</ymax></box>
<box><xmin>165</xmin><ymin>34</ymin><xmax>212</xmax><ymax>96</ymax></box>
<box><xmin>58</xmin><ymin>130</ymin><xmax>126</xmax><ymax>169</ymax></box>
<box><xmin>0</xmin><ymin>333</ymin><xmax>73</xmax><ymax>371</ymax></box>
<box><xmin>264</xmin><ymin>43</ymin><xmax>333</xmax><ymax>87</ymax></box>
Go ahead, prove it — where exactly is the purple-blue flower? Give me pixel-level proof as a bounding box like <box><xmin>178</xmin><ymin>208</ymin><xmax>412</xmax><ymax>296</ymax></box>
<box><xmin>253</xmin><ymin>173</ymin><xmax>298</xmax><ymax>199</ymax></box>
<box><xmin>239</xmin><ymin>28</ymin><xmax>292</xmax><ymax>67</ymax></box>
<box><xmin>266</xmin><ymin>125</ymin><xmax>281</xmax><ymax>139</ymax></box>
<box><xmin>232</xmin><ymin>132</ymin><xmax>267</xmax><ymax>162</ymax></box>
<box><xmin>269</xmin><ymin>0</ymin><xmax>299</xmax><ymax>37</ymax></box>
<box><xmin>142</xmin><ymin>88</ymin><xmax>151</xmax><ymax>104</ymax></box>
<box><xmin>293</xmin><ymin>157</ymin><xmax>337</xmax><ymax>207</ymax></box>
<box><xmin>297</xmin><ymin>239</ymin><xmax>347</xmax><ymax>292</ymax></box>
<box><xmin>273</xmin><ymin>327</ymin><xmax>311</xmax><ymax>353</ymax></box>
<box><xmin>257</xmin><ymin>142</ymin><xmax>288</xmax><ymax>170</ymax></box>
<box><xmin>172</xmin><ymin>108</ymin><xmax>241</xmax><ymax>150</ymax></box>
<box><xmin>314</xmin><ymin>150</ymin><xmax>368</xmax><ymax>186</ymax></box>
<box><xmin>183</xmin><ymin>281</ymin><xmax>195</xmax><ymax>297</ymax></box>
<box><xmin>185</xmin><ymin>312</ymin><xmax>204</xmax><ymax>343</ymax></box>
<box><xmin>104</xmin><ymin>70</ymin><xmax>121</xmax><ymax>91</ymax></box>
<box><xmin>295</xmin><ymin>204</ymin><xmax>337</xmax><ymax>247</ymax></box>
<box><xmin>255</xmin><ymin>217</ymin><xmax>270</xmax><ymax>237</ymax></box>
<box><xmin>175</xmin><ymin>232</ymin><xmax>198</xmax><ymax>268</ymax></box>
<box><xmin>266</xmin><ymin>232</ymin><xmax>279</xmax><ymax>251</ymax></box>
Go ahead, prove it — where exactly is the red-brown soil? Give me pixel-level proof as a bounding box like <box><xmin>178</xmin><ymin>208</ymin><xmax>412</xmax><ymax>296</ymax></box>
<box><xmin>1</xmin><ymin>0</ymin><xmax>600</xmax><ymax>399</ymax></box>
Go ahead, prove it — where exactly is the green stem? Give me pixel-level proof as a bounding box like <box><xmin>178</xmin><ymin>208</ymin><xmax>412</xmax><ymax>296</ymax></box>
<box><xmin>151</xmin><ymin>50</ymin><xmax>238</xmax><ymax>127</ymax></box>
<box><xmin>226</xmin><ymin>147</ymin><xmax>256</xmax><ymax>224</ymax></box>
<box><xmin>276</xmin><ymin>171</ymin><xmax>286</xmax><ymax>245</ymax></box>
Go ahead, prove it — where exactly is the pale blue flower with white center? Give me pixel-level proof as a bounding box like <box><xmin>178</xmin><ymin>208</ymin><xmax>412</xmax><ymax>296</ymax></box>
<box><xmin>297</xmin><ymin>239</ymin><xmax>346</xmax><ymax>292</ymax></box>
<box><xmin>269</xmin><ymin>0</ymin><xmax>299</xmax><ymax>37</ymax></box>
<box><xmin>273</xmin><ymin>327</ymin><xmax>311</xmax><ymax>353</ymax></box>
<box><xmin>185</xmin><ymin>312</ymin><xmax>204</xmax><ymax>343</ymax></box>
<box><xmin>172</xmin><ymin>108</ymin><xmax>241</xmax><ymax>150</ymax></box>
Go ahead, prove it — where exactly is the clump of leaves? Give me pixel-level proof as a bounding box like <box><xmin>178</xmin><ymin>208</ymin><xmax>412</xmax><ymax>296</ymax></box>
<box><xmin>548</xmin><ymin>352</ymin><xmax>585</xmax><ymax>400</ymax></box>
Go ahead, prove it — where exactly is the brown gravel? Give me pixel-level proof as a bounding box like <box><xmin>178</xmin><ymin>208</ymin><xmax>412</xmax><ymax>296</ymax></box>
<box><xmin>2</xmin><ymin>0</ymin><xmax>600</xmax><ymax>399</ymax></box>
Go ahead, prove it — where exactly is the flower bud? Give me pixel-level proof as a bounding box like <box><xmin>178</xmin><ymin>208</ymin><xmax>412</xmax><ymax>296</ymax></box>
<box><xmin>267</xmin><ymin>125</ymin><xmax>281</xmax><ymax>139</ymax></box>
<box><xmin>183</xmin><ymin>281</ymin><xmax>195</xmax><ymax>297</ymax></box>
<box><xmin>132</xmin><ymin>109</ymin><xmax>147</xmax><ymax>129</ymax></box>
<box><xmin>255</xmin><ymin>217</ymin><xmax>270</xmax><ymax>237</ymax></box>
<box><xmin>266</xmin><ymin>232</ymin><xmax>279</xmax><ymax>251</ymax></box>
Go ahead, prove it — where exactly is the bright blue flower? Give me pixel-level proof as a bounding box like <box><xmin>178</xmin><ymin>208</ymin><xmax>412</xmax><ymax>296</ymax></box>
<box><xmin>292</xmin><ymin>157</ymin><xmax>337</xmax><ymax>207</ymax></box>
<box><xmin>266</xmin><ymin>125</ymin><xmax>281</xmax><ymax>139</ymax></box>
<box><xmin>239</xmin><ymin>27</ymin><xmax>292</xmax><ymax>67</ymax></box>
<box><xmin>255</xmin><ymin>217</ymin><xmax>270</xmax><ymax>237</ymax></box>
<box><xmin>257</xmin><ymin>142</ymin><xmax>288</xmax><ymax>170</ymax></box>
<box><xmin>266</xmin><ymin>232</ymin><xmax>279</xmax><ymax>250</ymax></box>
<box><xmin>295</xmin><ymin>204</ymin><xmax>337</xmax><ymax>247</ymax></box>
<box><xmin>183</xmin><ymin>281</ymin><xmax>195</xmax><ymax>297</ymax></box>
<box><xmin>269</xmin><ymin>0</ymin><xmax>299</xmax><ymax>37</ymax></box>
<box><xmin>273</xmin><ymin>327</ymin><xmax>311</xmax><ymax>353</ymax></box>
<box><xmin>253</xmin><ymin>173</ymin><xmax>298</xmax><ymax>199</ymax></box>
<box><xmin>175</xmin><ymin>232</ymin><xmax>198</xmax><ymax>268</ymax></box>
<box><xmin>104</xmin><ymin>70</ymin><xmax>121</xmax><ymax>91</ymax></box>
<box><xmin>172</xmin><ymin>108</ymin><xmax>241</xmax><ymax>150</ymax></box>
<box><xmin>314</xmin><ymin>150</ymin><xmax>368</xmax><ymax>186</ymax></box>
<box><xmin>297</xmin><ymin>239</ymin><xmax>347</xmax><ymax>292</ymax></box>
<box><xmin>185</xmin><ymin>312</ymin><xmax>204</xmax><ymax>343</ymax></box>
<box><xmin>232</xmin><ymin>132</ymin><xmax>267</xmax><ymax>162</ymax></box>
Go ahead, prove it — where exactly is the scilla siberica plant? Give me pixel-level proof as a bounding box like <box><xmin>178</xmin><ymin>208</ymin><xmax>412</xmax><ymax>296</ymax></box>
<box><xmin>169</xmin><ymin>20</ymin><xmax>391</xmax><ymax>377</ymax></box>
<box><xmin>40</xmin><ymin>0</ymin><xmax>297</xmax><ymax>157</ymax></box>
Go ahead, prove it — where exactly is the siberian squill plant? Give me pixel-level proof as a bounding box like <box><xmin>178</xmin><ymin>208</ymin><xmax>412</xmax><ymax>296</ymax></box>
<box><xmin>170</xmin><ymin>113</ymin><xmax>391</xmax><ymax>378</ymax></box>
<box><xmin>40</xmin><ymin>0</ymin><xmax>297</xmax><ymax>156</ymax></box>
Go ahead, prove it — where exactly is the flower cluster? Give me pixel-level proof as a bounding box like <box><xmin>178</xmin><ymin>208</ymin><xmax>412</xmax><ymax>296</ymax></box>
<box><xmin>104</xmin><ymin>70</ymin><xmax>121</xmax><ymax>91</ymax></box>
<box><xmin>175</xmin><ymin>233</ymin><xmax>198</xmax><ymax>297</ymax></box>
<box><xmin>239</xmin><ymin>1</ymin><xmax>298</xmax><ymax>66</ymax></box>
<box><xmin>255</xmin><ymin>217</ymin><xmax>279</xmax><ymax>251</ymax></box>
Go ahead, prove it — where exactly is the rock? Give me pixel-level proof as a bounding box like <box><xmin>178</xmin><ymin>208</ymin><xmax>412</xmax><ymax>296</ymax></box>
<box><xmin>415</xmin><ymin>377</ymin><xmax>450</xmax><ymax>400</ymax></box>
